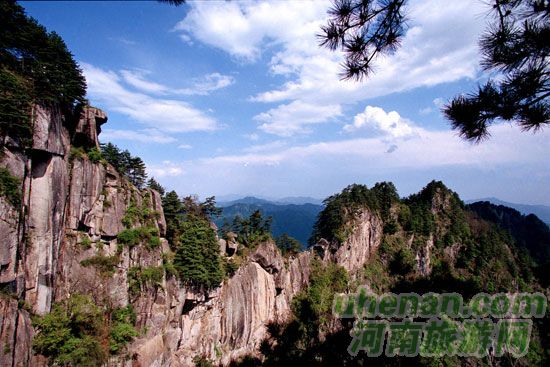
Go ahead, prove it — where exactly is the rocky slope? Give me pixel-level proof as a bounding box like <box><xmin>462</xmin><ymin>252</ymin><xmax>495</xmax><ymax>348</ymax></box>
<box><xmin>1</xmin><ymin>105</ymin><xmax>335</xmax><ymax>366</ymax></box>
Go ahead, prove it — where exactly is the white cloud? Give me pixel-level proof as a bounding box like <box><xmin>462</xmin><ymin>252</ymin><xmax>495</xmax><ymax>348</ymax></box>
<box><xmin>147</xmin><ymin>161</ymin><xmax>186</xmax><ymax>178</ymax></box>
<box><xmin>155</xmin><ymin>122</ymin><xmax>550</xmax><ymax>203</ymax></box>
<box><xmin>174</xmin><ymin>1</ymin><xmax>327</xmax><ymax>62</ymax></box>
<box><xmin>120</xmin><ymin>69</ymin><xmax>234</xmax><ymax>96</ymax></box>
<box><xmin>201</xmin><ymin>123</ymin><xmax>549</xmax><ymax>170</ymax></box>
<box><xmin>178</xmin><ymin>144</ymin><xmax>192</xmax><ymax>149</ymax></box>
<box><xmin>344</xmin><ymin>106</ymin><xmax>415</xmax><ymax>138</ymax></box>
<box><xmin>100</xmin><ymin>128</ymin><xmax>177</xmax><ymax>143</ymax></box>
<box><xmin>243</xmin><ymin>133</ymin><xmax>260</xmax><ymax>141</ymax></box>
<box><xmin>177</xmin><ymin>0</ymin><xmax>488</xmax><ymax>136</ymax></box>
<box><xmin>254</xmin><ymin>100</ymin><xmax>342</xmax><ymax>136</ymax></box>
<box><xmin>242</xmin><ymin>140</ymin><xmax>287</xmax><ymax>153</ymax></box>
<box><xmin>120</xmin><ymin>70</ymin><xmax>167</xmax><ymax>94</ymax></box>
<box><xmin>82</xmin><ymin>63</ymin><xmax>218</xmax><ymax>133</ymax></box>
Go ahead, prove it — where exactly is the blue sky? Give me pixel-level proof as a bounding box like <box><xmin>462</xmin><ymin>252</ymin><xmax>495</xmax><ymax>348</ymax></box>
<box><xmin>21</xmin><ymin>0</ymin><xmax>550</xmax><ymax>204</ymax></box>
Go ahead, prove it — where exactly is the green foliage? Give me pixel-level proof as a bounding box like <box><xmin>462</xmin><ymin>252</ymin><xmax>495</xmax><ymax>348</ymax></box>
<box><xmin>0</xmin><ymin>3</ymin><xmax>86</xmax><ymax>130</ymax></box>
<box><xmin>117</xmin><ymin>226</ymin><xmax>160</xmax><ymax>249</ymax></box>
<box><xmin>310</xmin><ymin>182</ymin><xmax>398</xmax><ymax>245</ymax></box>
<box><xmin>295</xmin><ymin>258</ymin><xmax>349</xmax><ymax>324</ymax></box>
<box><xmin>109</xmin><ymin>305</ymin><xmax>138</xmax><ymax>354</ymax></box>
<box><xmin>389</xmin><ymin>248</ymin><xmax>416</xmax><ymax>275</ymax></box>
<box><xmin>33</xmin><ymin>295</ymin><xmax>137</xmax><ymax>364</ymax></box>
<box><xmin>223</xmin><ymin>257</ymin><xmax>240</xmax><ymax>278</ymax></box>
<box><xmin>173</xmin><ymin>216</ymin><xmax>223</xmax><ymax>289</ymax></box>
<box><xmin>147</xmin><ymin>177</ymin><xmax>165</xmax><ymax>196</ymax></box>
<box><xmin>0</xmin><ymin>166</ymin><xmax>21</xmax><ymax>207</ymax></box>
<box><xmin>162</xmin><ymin>192</ymin><xmax>223</xmax><ymax>248</ymax></box>
<box><xmin>128</xmin><ymin>266</ymin><xmax>164</xmax><ymax>297</ymax></box>
<box><xmin>87</xmin><ymin>147</ymin><xmax>103</xmax><ymax>163</ymax></box>
<box><xmin>78</xmin><ymin>234</ymin><xmax>92</xmax><ymax>250</ymax></box>
<box><xmin>32</xmin><ymin>294</ymin><xmax>107</xmax><ymax>366</ymax></box>
<box><xmin>100</xmin><ymin>143</ymin><xmax>147</xmax><ymax>188</ymax></box>
<box><xmin>275</xmin><ymin>233</ymin><xmax>302</xmax><ymax>255</ymax></box>
<box><xmin>80</xmin><ymin>255</ymin><xmax>119</xmax><ymax>276</ymax></box>
<box><xmin>231</xmin><ymin>210</ymin><xmax>272</xmax><ymax>248</ymax></box>
<box><xmin>69</xmin><ymin>146</ymin><xmax>85</xmax><ymax>161</ymax></box>
<box><xmin>0</xmin><ymin>67</ymin><xmax>31</xmax><ymax>144</ymax></box>
<box><xmin>468</xmin><ymin>201</ymin><xmax>550</xmax><ymax>266</ymax></box>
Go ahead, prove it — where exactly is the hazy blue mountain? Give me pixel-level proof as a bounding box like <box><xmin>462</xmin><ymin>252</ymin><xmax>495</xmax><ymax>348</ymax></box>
<box><xmin>215</xmin><ymin>197</ymin><xmax>323</xmax><ymax>245</ymax></box>
<box><xmin>275</xmin><ymin>196</ymin><xmax>324</xmax><ymax>205</ymax></box>
<box><xmin>466</xmin><ymin>197</ymin><xmax>550</xmax><ymax>225</ymax></box>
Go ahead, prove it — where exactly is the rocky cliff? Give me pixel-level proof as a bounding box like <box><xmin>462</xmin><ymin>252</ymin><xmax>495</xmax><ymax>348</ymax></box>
<box><xmin>0</xmin><ymin>105</ymin><xmax>332</xmax><ymax>366</ymax></box>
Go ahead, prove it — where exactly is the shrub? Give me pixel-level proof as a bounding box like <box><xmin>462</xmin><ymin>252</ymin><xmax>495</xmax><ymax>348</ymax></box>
<box><xmin>79</xmin><ymin>234</ymin><xmax>92</xmax><ymax>250</ymax></box>
<box><xmin>109</xmin><ymin>305</ymin><xmax>138</xmax><ymax>354</ymax></box>
<box><xmin>32</xmin><ymin>294</ymin><xmax>107</xmax><ymax>366</ymax></box>
<box><xmin>117</xmin><ymin>226</ymin><xmax>160</xmax><ymax>249</ymax></box>
<box><xmin>0</xmin><ymin>167</ymin><xmax>21</xmax><ymax>207</ymax></box>
<box><xmin>80</xmin><ymin>255</ymin><xmax>119</xmax><ymax>276</ymax></box>
<box><xmin>128</xmin><ymin>266</ymin><xmax>164</xmax><ymax>297</ymax></box>
<box><xmin>87</xmin><ymin>147</ymin><xmax>102</xmax><ymax>163</ymax></box>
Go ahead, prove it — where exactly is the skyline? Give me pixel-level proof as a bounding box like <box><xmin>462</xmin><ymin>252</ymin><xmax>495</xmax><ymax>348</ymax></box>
<box><xmin>21</xmin><ymin>0</ymin><xmax>550</xmax><ymax>205</ymax></box>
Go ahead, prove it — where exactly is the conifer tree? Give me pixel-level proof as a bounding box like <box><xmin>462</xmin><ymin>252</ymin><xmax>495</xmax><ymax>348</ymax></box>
<box><xmin>320</xmin><ymin>0</ymin><xmax>549</xmax><ymax>141</ymax></box>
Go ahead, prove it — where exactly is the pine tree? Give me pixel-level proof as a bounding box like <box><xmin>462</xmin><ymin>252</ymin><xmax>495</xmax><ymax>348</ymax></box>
<box><xmin>173</xmin><ymin>216</ymin><xmax>223</xmax><ymax>289</ymax></box>
<box><xmin>162</xmin><ymin>190</ymin><xmax>183</xmax><ymax>245</ymax></box>
<box><xmin>147</xmin><ymin>177</ymin><xmax>165</xmax><ymax>196</ymax></box>
<box><xmin>320</xmin><ymin>0</ymin><xmax>549</xmax><ymax>141</ymax></box>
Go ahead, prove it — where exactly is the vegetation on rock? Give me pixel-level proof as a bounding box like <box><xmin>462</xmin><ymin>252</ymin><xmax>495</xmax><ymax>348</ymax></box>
<box><xmin>33</xmin><ymin>294</ymin><xmax>137</xmax><ymax>366</ymax></box>
<box><xmin>0</xmin><ymin>166</ymin><xmax>21</xmax><ymax>206</ymax></box>
<box><xmin>0</xmin><ymin>1</ymin><xmax>86</xmax><ymax>145</ymax></box>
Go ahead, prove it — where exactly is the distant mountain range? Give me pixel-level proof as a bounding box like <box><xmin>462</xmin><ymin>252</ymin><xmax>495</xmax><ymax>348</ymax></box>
<box><xmin>215</xmin><ymin>196</ymin><xmax>549</xmax><ymax>247</ymax></box>
<box><xmin>466</xmin><ymin>197</ymin><xmax>550</xmax><ymax>225</ymax></box>
<box><xmin>216</xmin><ymin>197</ymin><xmax>324</xmax><ymax>245</ymax></box>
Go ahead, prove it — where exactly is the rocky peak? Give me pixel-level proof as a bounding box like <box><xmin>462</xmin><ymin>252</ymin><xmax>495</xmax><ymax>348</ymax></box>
<box><xmin>73</xmin><ymin>105</ymin><xmax>107</xmax><ymax>149</ymax></box>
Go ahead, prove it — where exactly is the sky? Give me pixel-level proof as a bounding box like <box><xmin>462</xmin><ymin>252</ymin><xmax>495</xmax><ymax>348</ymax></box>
<box><xmin>21</xmin><ymin>0</ymin><xmax>550</xmax><ymax>205</ymax></box>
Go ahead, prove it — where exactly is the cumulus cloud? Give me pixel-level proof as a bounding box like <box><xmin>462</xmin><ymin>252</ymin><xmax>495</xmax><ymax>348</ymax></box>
<box><xmin>100</xmin><ymin>128</ymin><xmax>177</xmax><ymax>143</ymax></box>
<box><xmin>177</xmin><ymin>0</ymin><xmax>488</xmax><ymax>136</ymax></box>
<box><xmin>344</xmin><ymin>106</ymin><xmax>415</xmax><ymax>138</ymax></box>
<box><xmin>82</xmin><ymin>63</ymin><xmax>218</xmax><ymax>133</ymax></box>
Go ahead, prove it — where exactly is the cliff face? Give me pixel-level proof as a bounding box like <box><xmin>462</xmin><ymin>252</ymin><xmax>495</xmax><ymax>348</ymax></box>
<box><xmin>0</xmin><ymin>105</ymin><xmax>326</xmax><ymax>366</ymax></box>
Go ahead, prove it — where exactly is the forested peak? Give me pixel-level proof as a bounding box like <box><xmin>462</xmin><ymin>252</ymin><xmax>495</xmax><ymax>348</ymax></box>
<box><xmin>405</xmin><ymin>180</ymin><xmax>464</xmax><ymax>212</ymax></box>
<box><xmin>468</xmin><ymin>200</ymin><xmax>550</xmax><ymax>266</ymax></box>
<box><xmin>310</xmin><ymin>181</ymin><xmax>400</xmax><ymax>245</ymax></box>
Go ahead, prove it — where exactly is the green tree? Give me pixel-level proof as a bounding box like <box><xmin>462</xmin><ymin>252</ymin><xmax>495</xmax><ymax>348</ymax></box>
<box><xmin>232</xmin><ymin>210</ymin><xmax>272</xmax><ymax>247</ymax></box>
<box><xmin>320</xmin><ymin>0</ymin><xmax>549</xmax><ymax>141</ymax></box>
<box><xmin>147</xmin><ymin>177</ymin><xmax>165</xmax><ymax>196</ymax></box>
<box><xmin>33</xmin><ymin>294</ymin><xmax>107</xmax><ymax>366</ymax></box>
<box><xmin>173</xmin><ymin>216</ymin><xmax>223</xmax><ymax>289</ymax></box>
<box><xmin>100</xmin><ymin>143</ymin><xmax>147</xmax><ymax>188</ymax></box>
<box><xmin>127</xmin><ymin>156</ymin><xmax>147</xmax><ymax>189</ymax></box>
<box><xmin>1</xmin><ymin>1</ymin><xmax>86</xmax><ymax>144</ymax></box>
<box><xmin>275</xmin><ymin>233</ymin><xmax>302</xmax><ymax>255</ymax></box>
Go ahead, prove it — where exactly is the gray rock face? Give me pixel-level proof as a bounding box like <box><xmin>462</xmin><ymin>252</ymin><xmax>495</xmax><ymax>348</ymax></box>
<box><xmin>318</xmin><ymin>209</ymin><xmax>383</xmax><ymax>275</ymax></box>
<box><xmin>32</xmin><ymin>105</ymin><xmax>69</xmax><ymax>156</ymax></box>
<box><xmin>73</xmin><ymin>106</ymin><xmax>107</xmax><ymax>149</ymax></box>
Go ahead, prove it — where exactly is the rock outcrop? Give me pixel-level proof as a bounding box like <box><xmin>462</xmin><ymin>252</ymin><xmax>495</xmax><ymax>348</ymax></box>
<box><xmin>0</xmin><ymin>104</ymin><xmax>319</xmax><ymax>367</ymax></box>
